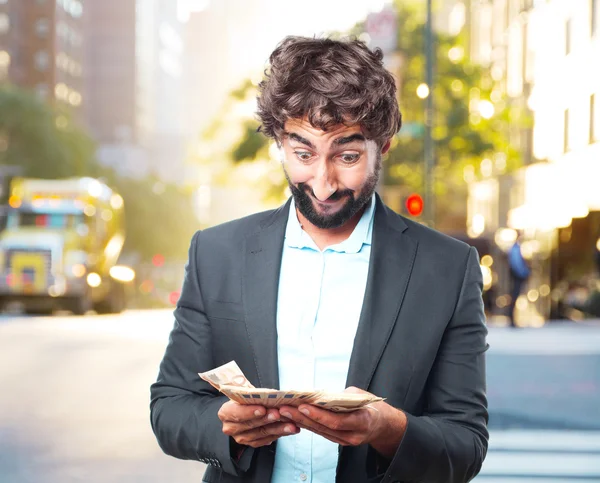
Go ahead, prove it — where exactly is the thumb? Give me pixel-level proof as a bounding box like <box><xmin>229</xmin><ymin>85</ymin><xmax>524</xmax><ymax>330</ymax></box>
<box><xmin>344</xmin><ymin>386</ymin><xmax>369</xmax><ymax>395</ymax></box>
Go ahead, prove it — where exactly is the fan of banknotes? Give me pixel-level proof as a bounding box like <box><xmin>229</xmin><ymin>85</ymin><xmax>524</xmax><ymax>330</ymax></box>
<box><xmin>199</xmin><ymin>361</ymin><xmax>383</xmax><ymax>412</ymax></box>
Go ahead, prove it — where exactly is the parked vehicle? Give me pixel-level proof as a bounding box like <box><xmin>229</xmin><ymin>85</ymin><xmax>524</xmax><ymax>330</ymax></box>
<box><xmin>0</xmin><ymin>177</ymin><xmax>134</xmax><ymax>314</ymax></box>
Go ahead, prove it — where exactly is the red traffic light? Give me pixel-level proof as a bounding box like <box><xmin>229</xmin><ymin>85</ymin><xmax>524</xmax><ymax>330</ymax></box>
<box><xmin>169</xmin><ymin>291</ymin><xmax>181</xmax><ymax>305</ymax></box>
<box><xmin>152</xmin><ymin>254</ymin><xmax>165</xmax><ymax>267</ymax></box>
<box><xmin>406</xmin><ymin>194</ymin><xmax>424</xmax><ymax>217</ymax></box>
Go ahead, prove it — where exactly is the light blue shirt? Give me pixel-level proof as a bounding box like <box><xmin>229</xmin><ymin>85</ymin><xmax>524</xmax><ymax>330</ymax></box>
<box><xmin>272</xmin><ymin>196</ymin><xmax>375</xmax><ymax>483</ymax></box>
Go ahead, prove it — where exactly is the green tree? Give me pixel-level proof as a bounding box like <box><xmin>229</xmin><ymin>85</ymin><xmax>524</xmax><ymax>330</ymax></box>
<box><xmin>0</xmin><ymin>85</ymin><xmax>196</xmax><ymax>261</ymax></box>
<box><xmin>217</xmin><ymin>4</ymin><xmax>529</xmax><ymax>230</ymax></box>
<box><xmin>0</xmin><ymin>85</ymin><xmax>96</xmax><ymax>178</ymax></box>
<box><xmin>100</xmin><ymin>172</ymin><xmax>199</xmax><ymax>261</ymax></box>
<box><xmin>383</xmin><ymin>1</ymin><xmax>527</xmax><ymax>229</ymax></box>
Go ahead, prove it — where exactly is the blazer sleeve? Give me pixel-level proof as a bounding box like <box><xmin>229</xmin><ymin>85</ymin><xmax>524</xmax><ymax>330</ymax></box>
<box><xmin>383</xmin><ymin>246</ymin><xmax>489</xmax><ymax>482</ymax></box>
<box><xmin>150</xmin><ymin>231</ymin><xmax>254</xmax><ymax>477</ymax></box>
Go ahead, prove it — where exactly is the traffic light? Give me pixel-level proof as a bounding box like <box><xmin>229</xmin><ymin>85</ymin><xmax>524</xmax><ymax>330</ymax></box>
<box><xmin>169</xmin><ymin>291</ymin><xmax>181</xmax><ymax>305</ymax></box>
<box><xmin>405</xmin><ymin>193</ymin><xmax>424</xmax><ymax>217</ymax></box>
<box><xmin>152</xmin><ymin>253</ymin><xmax>165</xmax><ymax>267</ymax></box>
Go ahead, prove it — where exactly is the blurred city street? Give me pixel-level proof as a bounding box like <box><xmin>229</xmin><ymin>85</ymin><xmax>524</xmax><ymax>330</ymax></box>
<box><xmin>0</xmin><ymin>310</ymin><xmax>205</xmax><ymax>483</ymax></box>
<box><xmin>0</xmin><ymin>0</ymin><xmax>599</xmax><ymax>480</ymax></box>
<box><xmin>478</xmin><ymin>321</ymin><xmax>600</xmax><ymax>482</ymax></box>
<box><xmin>1</xmin><ymin>311</ymin><xmax>599</xmax><ymax>482</ymax></box>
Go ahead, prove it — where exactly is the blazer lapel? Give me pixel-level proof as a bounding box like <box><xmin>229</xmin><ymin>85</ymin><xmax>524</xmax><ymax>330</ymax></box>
<box><xmin>345</xmin><ymin>197</ymin><xmax>418</xmax><ymax>390</ymax></box>
<box><xmin>242</xmin><ymin>200</ymin><xmax>291</xmax><ymax>390</ymax></box>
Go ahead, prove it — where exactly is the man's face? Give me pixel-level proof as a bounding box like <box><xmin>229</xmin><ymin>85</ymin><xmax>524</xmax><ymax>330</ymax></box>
<box><xmin>280</xmin><ymin>118</ymin><xmax>389</xmax><ymax>230</ymax></box>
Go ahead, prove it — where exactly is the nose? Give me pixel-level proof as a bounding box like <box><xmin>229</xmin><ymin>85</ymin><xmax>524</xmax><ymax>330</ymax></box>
<box><xmin>311</xmin><ymin>161</ymin><xmax>337</xmax><ymax>201</ymax></box>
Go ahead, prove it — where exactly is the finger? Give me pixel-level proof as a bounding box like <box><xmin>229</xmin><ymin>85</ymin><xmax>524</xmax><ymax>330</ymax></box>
<box><xmin>344</xmin><ymin>386</ymin><xmax>368</xmax><ymax>394</ymax></box>
<box><xmin>239</xmin><ymin>435</ymin><xmax>278</xmax><ymax>449</ymax></box>
<box><xmin>278</xmin><ymin>407</ymin><xmax>355</xmax><ymax>443</ymax></box>
<box><xmin>217</xmin><ymin>401</ymin><xmax>271</xmax><ymax>423</ymax></box>
<box><xmin>293</xmin><ymin>421</ymin><xmax>357</xmax><ymax>446</ymax></box>
<box><xmin>232</xmin><ymin>422</ymin><xmax>299</xmax><ymax>446</ymax></box>
<box><xmin>281</xmin><ymin>405</ymin><xmax>369</xmax><ymax>432</ymax></box>
<box><xmin>279</xmin><ymin>406</ymin><xmax>370</xmax><ymax>446</ymax></box>
<box><xmin>223</xmin><ymin>411</ymin><xmax>286</xmax><ymax>435</ymax></box>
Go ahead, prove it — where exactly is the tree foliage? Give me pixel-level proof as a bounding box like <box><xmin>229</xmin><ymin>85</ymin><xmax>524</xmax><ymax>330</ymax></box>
<box><xmin>99</xmin><ymin>170</ymin><xmax>198</xmax><ymax>261</ymax></box>
<box><xmin>0</xmin><ymin>85</ymin><xmax>96</xmax><ymax>178</ymax></box>
<box><xmin>0</xmin><ymin>86</ymin><xmax>196</xmax><ymax>261</ymax></box>
<box><xmin>384</xmin><ymin>1</ymin><xmax>528</xmax><ymax>226</ymax></box>
<box><xmin>214</xmin><ymin>3</ymin><xmax>529</xmax><ymax>229</ymax></box>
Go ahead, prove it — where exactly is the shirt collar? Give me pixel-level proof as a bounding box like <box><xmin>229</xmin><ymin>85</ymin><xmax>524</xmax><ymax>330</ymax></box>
<box><xmin>284</xmin><ymin>194</ymin><xmax>376</xmax><ymax>254</ymax></box>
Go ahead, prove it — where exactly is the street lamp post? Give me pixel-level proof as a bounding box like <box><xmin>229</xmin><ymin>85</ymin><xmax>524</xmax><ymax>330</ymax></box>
<box><xmin>424</xmin><ymin>0</ymin><xmax>435</xmax><ymax>228</ymax></box>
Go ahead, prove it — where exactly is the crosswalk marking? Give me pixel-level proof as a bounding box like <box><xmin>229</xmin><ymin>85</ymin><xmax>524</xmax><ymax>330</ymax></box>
<box><xmin>476</xmin><ymin>431</ymin><xmax>600</xmax><ymax>481</ymax></box>
<box><xmin>487</xmin><ymin>324</ymin><xmax>600</xmax><ymax>355</ymax></box>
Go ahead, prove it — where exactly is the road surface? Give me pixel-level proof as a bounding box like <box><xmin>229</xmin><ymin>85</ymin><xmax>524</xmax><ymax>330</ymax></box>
<box><xmin>1</xmin><ymin>310</ymin><xmax>599</xmax><ymax>482</ymax></box>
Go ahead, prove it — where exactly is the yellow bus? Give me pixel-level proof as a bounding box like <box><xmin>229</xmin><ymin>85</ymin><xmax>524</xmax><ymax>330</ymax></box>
<box><xmin>0</xmin><ymin>177</ymin><xmax>134</xmax><ymax>315</ymax></box>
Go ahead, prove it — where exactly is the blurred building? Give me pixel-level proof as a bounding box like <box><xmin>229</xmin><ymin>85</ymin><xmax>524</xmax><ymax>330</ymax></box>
<box><xmin>137</xmin><ymin>0</ymin><xmax>187</xmax><ymax>184</ymax></box>
<box><xmin>466</xmin><ymin>0</ymin><xmax>600</xmax><ymax>323</ymax></box>
<box><xmin>183</xmin><ymin>7</ymin><xmax>228</xmax><ymax>142</ymax></box>
<box><xmin>0</xmin><ymin>0</ymin><xmax>85</xmax><ymax>115</ymax></box>
<box><xmin>84</xmin><ymin>0</ymin><xmax>137</xmax><ymax>144</ymax></box>
<box><xmin>83</xmin><ymin>0</ymin><xmax>149</xmax><ymax>179</ymax></box>
<box><xmin>84</xmin><ymin>0</ymin><xmax>190</xmax><ymax>184</ymax></box>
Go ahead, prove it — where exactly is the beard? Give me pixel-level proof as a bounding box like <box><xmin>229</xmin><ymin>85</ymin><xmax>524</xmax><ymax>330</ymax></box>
<box><xmin>284</xmin><ymin>159</ymin><xmax>380</xmax><ymax>230</ymax></box>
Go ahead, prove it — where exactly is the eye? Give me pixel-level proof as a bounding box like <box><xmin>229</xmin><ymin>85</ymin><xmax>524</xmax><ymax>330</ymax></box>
<box><xmin>294</xmin><ymin>151</ymin><xmax>313</xmax><ymax>162</ymax></box>
<box><xmin>338</xmin><ymin>153</ymin><xmax>360</xmax><ymax>164</ymax></box>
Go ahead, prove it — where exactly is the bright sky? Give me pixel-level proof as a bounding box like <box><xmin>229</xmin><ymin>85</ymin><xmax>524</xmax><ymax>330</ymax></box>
<box><xmin>179</xmin><ymin>0</ymin><xmax>390</xmax><ymax>27</ymax></box>
<box><xmin>179</xmin><ymin>0</ymin><xmax>394</xmax><ymax>133</ymax></box>
<box><xmin>179</xmin><ymin>0</ymin><xmax>393</xmax><ymax>74</ymax></box>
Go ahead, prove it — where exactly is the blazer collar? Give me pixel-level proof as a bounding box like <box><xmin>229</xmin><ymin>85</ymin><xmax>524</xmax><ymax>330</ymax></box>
<box><xmin>242</xmin><ymin>194</ymin><xmax>417</xmax><ymax>391</ymax></box>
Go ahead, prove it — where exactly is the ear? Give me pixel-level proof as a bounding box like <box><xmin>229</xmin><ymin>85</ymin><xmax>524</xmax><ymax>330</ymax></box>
<box><xmin>381</xmin><ymin>139</ymin><xmax>392</xmax><ymax>155</ymax></box>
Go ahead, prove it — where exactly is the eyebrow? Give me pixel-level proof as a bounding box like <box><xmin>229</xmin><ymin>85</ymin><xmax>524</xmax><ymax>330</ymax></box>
<box><xmin>285</xmin><ymin>132</ymin><xmax>315</xmax><ymax>149</ymax></box>
<box><xmin>285</xmin><ymin>132</ymin><xmax>366</xmax><ymax>149</ymax></box>
<box><xmin>332</xmin><ymin>134</ymin><xmax>366</xmax><ymax>146</ymax></box>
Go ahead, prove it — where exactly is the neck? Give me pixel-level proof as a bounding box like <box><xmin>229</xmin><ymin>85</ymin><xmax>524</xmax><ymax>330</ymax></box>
<box><xmin>296</xmin><ymin>206</ymin><xmax>366</xmax><ymax>251</ymax></box>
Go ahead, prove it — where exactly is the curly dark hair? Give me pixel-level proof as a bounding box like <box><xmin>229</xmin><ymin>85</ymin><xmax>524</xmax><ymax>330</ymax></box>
<box><xmin>257</xmin><ymin>36</ymin><xmax>402</xmax><ymax>147</ymax></box>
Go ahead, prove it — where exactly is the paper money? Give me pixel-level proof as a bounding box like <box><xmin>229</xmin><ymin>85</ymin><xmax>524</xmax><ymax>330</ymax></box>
<box><xmin>199</xmin><ymin>361</ymin><xmax>254</xmax><ymax>391</ymax></box>
<box><xmin>199</xmin><ymin>361</ymin><xmax>383</xmax><ymax>412</ymax></box>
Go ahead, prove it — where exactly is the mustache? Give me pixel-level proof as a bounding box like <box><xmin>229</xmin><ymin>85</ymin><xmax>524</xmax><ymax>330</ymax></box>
<box><xmin>297</xmin><ymin>183</ymin><xmax>354</xmax><ymax>201</ymax></box>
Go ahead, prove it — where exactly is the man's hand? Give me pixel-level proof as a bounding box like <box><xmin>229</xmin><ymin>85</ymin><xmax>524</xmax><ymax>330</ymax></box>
<box><xmin>217</xmin><ymin>401</ymin><xmax>300</xmax><ymax>449</ymax></box>
<box><xmin>278</xmin><ymin>387</ymin><xmax>407</xmax><ymax>458</ymax></box>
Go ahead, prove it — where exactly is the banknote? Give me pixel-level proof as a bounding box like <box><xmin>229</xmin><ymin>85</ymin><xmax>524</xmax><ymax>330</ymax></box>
<box><xmin>199</xmin><ymin>361</ymin><xmax>255</xmax><ymax>391</ymax></box>
<box><xmin>199</xmin><ymin>361</ymin><xmax>383</xmax><ymax>412</ymax></box>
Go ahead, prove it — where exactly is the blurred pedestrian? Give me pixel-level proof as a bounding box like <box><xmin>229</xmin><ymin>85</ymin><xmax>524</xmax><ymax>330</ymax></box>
<box><xmin>595</xmin><ymin>236</ymin><xmax>600</xmax><ymax>276</ymax></box>
<box><xmin>507</xmin><ymin>232</ymin><xmax>531</xmax><ymax>327</ymax></box>
<box><xmin>151</xmin><ymin>36</ymin><xmax>488</xmax><ymax>483</ymax></box>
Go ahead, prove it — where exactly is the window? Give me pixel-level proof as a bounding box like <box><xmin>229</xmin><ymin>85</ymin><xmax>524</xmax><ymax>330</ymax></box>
<box><xmin>565</xmin><ymin>18</ymin><xmax>571</xmax><ymax>55</ymax></box>
<box><xmin>592</xmin><ymin>94</ymin><xmax>598</xmax><ymax>143</ymax></box>
<box><xmin>70</xmin><ymin>1</ymin><xmax>83</xmax><ymax>18</ymax></box>
<box><xmin>564</xmin><ymin>108</ymin><xmax>570</xmax><ymax>153</ymax></box>
<box><xmin>593</xmin><ymin>0</ymin><xmax>598</xmax><ymax>37</ymax></box>
<box><xmin>12</xmin><ymin>213</ymin><xmax>78</xmax><ymax>229</ymax></box>
<box><xmin>0</xmin><ymin>13</ymin><xmax>9</xmax><ymax>35</ymax></box>
<box><xmin>0</xmin><ymin>50</ymin><xmax>9</xmax><ymax>68</ymax></box>
<box><xmin>34</xmin><ymin>50</ymin><xmax>50</xmax><ymax>72</ymax></box>
<box><xmin>35</xmin><ymin>18</ymin><xmax>50</xmax><ymax>38</ymax></box>
<box><xmin>61</xmin><ymin>0</ymin><xmax>83</xmax><ymax>18</ymax></box>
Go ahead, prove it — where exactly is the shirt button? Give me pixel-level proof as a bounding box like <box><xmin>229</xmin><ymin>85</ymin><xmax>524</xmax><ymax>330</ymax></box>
<box><xmin>299</xmin><ymin>473</ymin><xmax>308</xmax><ymax>481</ymax></box>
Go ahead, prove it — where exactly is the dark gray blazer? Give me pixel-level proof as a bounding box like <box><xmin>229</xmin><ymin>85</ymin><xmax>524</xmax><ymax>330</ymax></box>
<box><xmin>150</xmin><ymin>196</ymin><xmax>489</xmax><ymax>483</ymax></box>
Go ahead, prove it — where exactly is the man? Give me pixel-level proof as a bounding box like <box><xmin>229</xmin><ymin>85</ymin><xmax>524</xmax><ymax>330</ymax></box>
<box><xmin>151</xmin><ymin>36</ymin><xmax>488</xmax><ymax>483</ymax></box>
<box><xmin>507</xmin><ymin>232</ymin><xmax>530</xmax><ymax>327</ymax></box>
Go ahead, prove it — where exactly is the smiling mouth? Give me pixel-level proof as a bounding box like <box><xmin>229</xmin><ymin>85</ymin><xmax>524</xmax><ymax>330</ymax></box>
<box><xmin>315</xmin><ymin>197</ymin><xmax>340</xmax><ymax>205</ymax></box>
<box><xmin>311</xmin><ymin>195</ymin><xmax>347</xmax><ymax>211</ymax></box>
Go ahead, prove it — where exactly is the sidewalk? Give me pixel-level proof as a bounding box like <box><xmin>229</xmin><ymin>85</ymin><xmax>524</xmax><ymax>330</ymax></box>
<box><xmin>487</xmin><ymin>314</ymin><xmax>600</xmax><ymax>328</ymax></box>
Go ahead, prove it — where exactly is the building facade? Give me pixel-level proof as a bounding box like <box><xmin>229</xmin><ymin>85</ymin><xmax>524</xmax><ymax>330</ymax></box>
<box><xmin>467</xmin><ymin>0</ymin><xmax>600</xmax><ymax>323</ymax></box>
<box><xmin>0</xmin><ymin>0</ymin><xmax>85</xmax><ymax>114</ymax></box>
